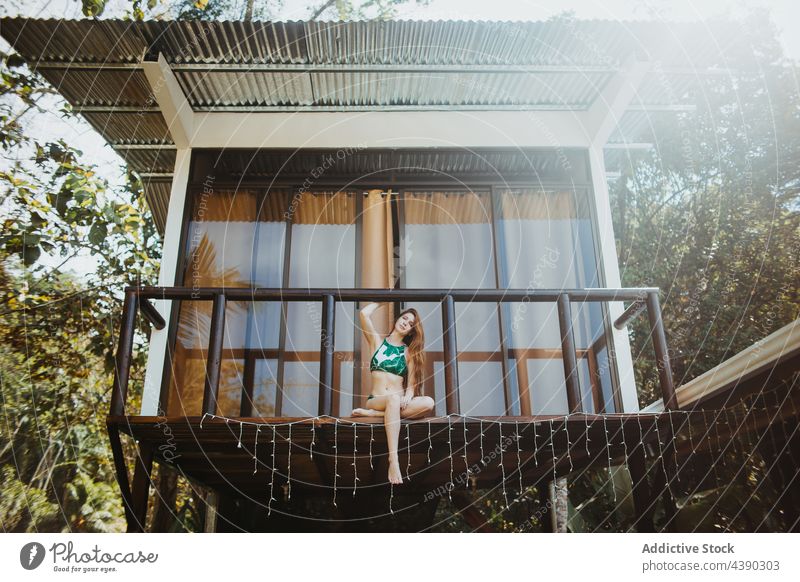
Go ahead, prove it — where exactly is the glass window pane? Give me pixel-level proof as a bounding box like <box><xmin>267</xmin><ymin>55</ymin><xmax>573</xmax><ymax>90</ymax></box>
<box><xmin>497</xmin><ymin>187</ymin><xmax>615</xmax><ymax>414</ymax></box>
<box><xmin>403</xmin><ymin>191</ymin><xmax>506</xmax><ymax>415</ymax></box>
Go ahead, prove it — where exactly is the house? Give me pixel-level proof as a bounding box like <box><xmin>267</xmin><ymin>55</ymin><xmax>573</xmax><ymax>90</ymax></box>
<box><xmin>4</xmin><ymin>16</ymin><xmax>791</xmax><ymax>533</ymax></box>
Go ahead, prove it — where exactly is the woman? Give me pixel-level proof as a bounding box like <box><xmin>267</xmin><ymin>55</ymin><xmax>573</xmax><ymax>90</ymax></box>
<box><xmin>352</xmin><ymin>302</ymin><xmax>435</xmax><ymax>484</ymax></box>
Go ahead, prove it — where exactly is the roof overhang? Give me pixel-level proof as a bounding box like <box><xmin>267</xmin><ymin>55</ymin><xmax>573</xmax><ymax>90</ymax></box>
<box><xmin>0</xmin><ymin>17</ymin><xmax>743</xmax><ymax>232</ymax></box>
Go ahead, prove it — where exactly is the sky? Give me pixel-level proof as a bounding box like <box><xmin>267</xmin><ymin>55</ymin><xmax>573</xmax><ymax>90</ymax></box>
<box><xmin>1</xmin><ymin>0</ymin><xmax>798</xmax><ymax>275</ymax></box>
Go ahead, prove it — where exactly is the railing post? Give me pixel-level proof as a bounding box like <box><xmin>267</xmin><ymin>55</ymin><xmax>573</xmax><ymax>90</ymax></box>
<box><xmin>441</xmin><ymin>294</ymin><xmax>460</xmax><ymax>414</ymax></box>
<box><xmin>645</xmin><ymin>291</ymin><xmax>677</xmax><ymax>410</ymax></box>
<box><xmin>557</xmin><ymin>293</ymin><xmax>582</xmax><ymax>413</ymax></box>
<box><xmin>111</xmin><ymin>289</ymin><xmax>138</xmax><ymax>417</ymax></box>
<box><xmin>318</xmin><ymin>294</ymin><xmax>335</xmax><ymax>416</ymax></box>
<box><xmin>203</xmin><ymin>293</ymin><xmax>226</xmax><ymax>416</ymax></box>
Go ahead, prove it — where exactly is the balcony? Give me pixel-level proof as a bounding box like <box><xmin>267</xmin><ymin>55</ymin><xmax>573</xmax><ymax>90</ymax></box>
<box><xmin>107</xmin><ymin>285</ymin><xmax>696</xmax><ymax>532</ymax></box>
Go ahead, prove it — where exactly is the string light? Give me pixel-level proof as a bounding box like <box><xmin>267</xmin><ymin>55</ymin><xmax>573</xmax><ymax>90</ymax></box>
<box><xmin>499</xmin><ymin>421</ymin><xmax>508</xmax><ymax>508</ymax></box>
<box><xmin>447</xmin><ymin>415</ymin><xmax>453</xmax><ymax>501</ymax></box>
<box><xmin>199</xmin><ymin>406</ymin><xmax>771</xmax><ymax>522</ymax></box>
<box><xmin>565</xmin><ymin>416</ymin><xmax>574</xmax><ymax>473</ymax></box>
<box><xmin>463</xmin><ymin>418</ymin><xmax>469</xmax><ymax>486</ymax></box>
<box><xmin>369</xmin><ymin>424</ymin><xmax>375</xmax><ymax>470</ymax></box>
<box><xmin>585</xmin><ymin>415</ymin><xmax>591</xmax><ymax>456</ymax></box>
<box><xmin>620</xmin><ymin>415</ymin><xmax>631</xmax><ymax>485</ymax></box>
<box><xmin>603</xmin><ymin>415</ymin><xmax>615</xmax><ymax>503</ymax></box>
<box><xmin>268</xmin><ymin>425</ymin><xmax>277</xmax><ymax>516</ymax></box>
<box><xmin>333</xmin><ymin>420</ymin><xmax>339</xmax><ymax>508</ymax></box>
<box><xmin>310</xmin><ymin>421</ymin><xmax>315</xmax><ymax>460</ymax></box>
<box><xmin>653</xmin><ymin>415</ymin><xmax>673</xmax><ymax>498</ymax></box>
<box><xmin>479</xmin><ymin>419</ymin><xmax>485</xmax><ymax>465</ymax></box>
<box><xmin>516</xmin><ymin>420</ymin><xmax>523</xmax><ymax>495</ymax></box>
<box><xmin>286</xmin><ymin>423</ymin><xmax>292</xmax><ymax>500</ymax></box>
<box><xmin>533</xmin><ymin>422</ymin><xmax>539</xmax><ymax>467</ymax></box>
<box><xmin>550</xmin><ymin>418</ymin><xmax>557</xmax><ymax>484</ymax></box>
<box><xmin>405</xmin><ymin>423</ymin><xmax>412</xmax><ymax>481</ymax></box>
<box><xmin>353</xmin><ymin>422</ymin><xmax>359</xmax><ymax>497</ymax></box>
<box><xmin>253</xmin><ymin>426</ymin><xmax>260</xmax><ymax>475</ymax></box>
<box><xmin>427</xmin><ymin>421</ymin><xmax>433</xmax><ymax>464</ymax></box>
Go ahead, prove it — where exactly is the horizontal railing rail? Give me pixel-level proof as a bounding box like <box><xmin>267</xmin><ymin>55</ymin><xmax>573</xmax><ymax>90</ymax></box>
<box><xmin>111</xmin><ymin>286</ymin><xmax>677</xmax><ymax>420</ymax></box>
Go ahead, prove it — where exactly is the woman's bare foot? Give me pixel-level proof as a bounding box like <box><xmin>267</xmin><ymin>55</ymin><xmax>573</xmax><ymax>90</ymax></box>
<box><xmin>351</xmin><ymin>408</ymin><xmax>383</xmax><ymax>417</ymax></box>
<box><xmin>388</xmin><ymin>458</ymin><xmax>403</xmax><ymax>484</ymax></box>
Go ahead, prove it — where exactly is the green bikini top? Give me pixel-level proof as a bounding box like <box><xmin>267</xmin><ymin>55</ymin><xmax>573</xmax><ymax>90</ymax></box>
<box><xmin>369</xmin><ymin>337</ymin><xmax>408</xmax><ymax>377</ymax></box>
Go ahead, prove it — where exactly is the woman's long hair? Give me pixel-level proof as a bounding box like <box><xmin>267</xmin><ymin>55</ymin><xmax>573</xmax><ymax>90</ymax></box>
<box><xmin>397</xmin><ymin>307</ymin><xmax>425</xmax><ymax>396</ymax></box>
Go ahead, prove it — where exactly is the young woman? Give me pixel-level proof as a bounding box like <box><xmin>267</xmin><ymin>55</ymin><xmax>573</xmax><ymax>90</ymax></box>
<box><xmin>352</xmin><ymin>302</ymin><xmax>435</xmax><ymax>484</ymax></box>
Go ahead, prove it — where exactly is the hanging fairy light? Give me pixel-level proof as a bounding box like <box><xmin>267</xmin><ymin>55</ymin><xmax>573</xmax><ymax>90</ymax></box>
<box><xmin>533</xmin><ymin>422</ymin><xmax>539</xmax><ymax>467</ymax></box>
<box><xmin>405</xmin><ymin>423</ymin><xmax>412</xmax><ymax>481</ymax></box>
<box><xmin>584</xmin><ymin>415</ymin><xmax>591</xmax><ymax>456</ymax></box>
<box><xmin>253</xmin><ymin>425</ymin><xmax>261</xmax><ymax>475</ymax></box>
<box><xmin>268</xmin><ymin>425</ymin><xmax>277</xmax><ymax>516</ymax></box>
<box><xmin>550</xmin><ymin>418</ymin><xmax>557</xmax><ymax>484</ymax></box>
<box><xmin>479</xmin><ymin>419</ymin><xmax>485</xmax><ymax>465</ymax></box>
<box><xmin>516</xmin><ymin>420</ymin><xmax>523</xmax><ymax>495</ymax></box>
<box><xmin>463</xmin><ymin>418</ymin><xmax>469</xmax><ymax>485</ymax></box>
<box><xmin>333</xmin><ymin>420</ymin><xmax>339</xmax><ymax>508</ymax></box>
<box><xmin>499</xmin><ymin>421</ymin><xmax>508</xmax><ymax>508</ymax></box>
<box><xmin>310</xmin><ymin>421</ymin><xmax>315</xmax><ymax>460</ymax></box>
<box><xmin>603</xmin><ymin>415</ymin><xmax>616</xmax><ymax>503</ymax></box>
<box><xmin>237</xmin><ymin>421</ymin><xmax>243</xmax><ymax>448</ymax></box>
<box><xmin>369</xmin><ymin>423</ymin><xmax>375</xmax><ymax>470</ymax></box>
<box><xmin>427</xmin><ymin>421</ymin><xmax>433</xmax><ymax>465</ymax></box>
<box><xmin>653</xmin><ymin>415</ymin><xmax>673</xmax><ymax>498</ymax></box>
<box><xmin>564</xmin><ymin>416</ymin><xmax>574</xmax><ymax>473</ymax></box>
<box><xmin>353</xmin><ymin>422</ymin><xmax>359</xmax><ymax>497</ymax></box>
<box><xmin>447</xmin><ymin>415</ymin><xmax>453</xmax><ymax>501</ymax></box>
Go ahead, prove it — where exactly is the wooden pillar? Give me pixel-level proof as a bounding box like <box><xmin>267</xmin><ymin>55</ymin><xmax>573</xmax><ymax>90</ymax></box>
<box><xmin>128</xmin><ymin>442</ymin><xmax>154</xmax><ymax>533</ymax></box>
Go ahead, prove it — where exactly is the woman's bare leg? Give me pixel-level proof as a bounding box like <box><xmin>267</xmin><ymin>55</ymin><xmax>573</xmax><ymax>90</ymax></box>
<box><xmin>349</xmin><ymin>393</ymin><xmax>403</xmax><ymax>484</ymax></box>
<box><xmin>400</xmin><ymin>396</ymin><xmax>435</xmax><ymax>419</ymax></box>
<box><xmin>384</xmin><ymin>393</ymin><xmax>403</xmax><ymax>484</ymax></box>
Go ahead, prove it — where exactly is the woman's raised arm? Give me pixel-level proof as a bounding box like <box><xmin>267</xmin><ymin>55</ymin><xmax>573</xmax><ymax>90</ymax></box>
<box><xmin>359</xmin><ymin>302</ymin><xmax>382</xmax><ymax>353</ymax></box>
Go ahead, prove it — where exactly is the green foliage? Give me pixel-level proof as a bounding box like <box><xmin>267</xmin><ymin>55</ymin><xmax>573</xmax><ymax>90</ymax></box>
<box><xmin>609</xmin><ymin>12</ymin><xmax>800</xmax><ymax>406</ymax></box>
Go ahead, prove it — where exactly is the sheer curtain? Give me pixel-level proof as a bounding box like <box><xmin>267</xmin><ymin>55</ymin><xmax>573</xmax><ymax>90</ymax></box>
<box><xmin>402</xmin><ymin>191</ymin><xmax>502</xmax><ymax>416</ymax></box>
<box><xmin>497</xmin><ymin>188</ymin><xmax>607</xmax><ymax>414</ymax></box>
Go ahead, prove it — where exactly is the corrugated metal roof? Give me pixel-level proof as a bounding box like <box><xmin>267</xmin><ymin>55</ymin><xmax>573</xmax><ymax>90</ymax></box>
<box><xmin>0</xmin><ymin>17</ymin><xmax>743</xmax><ymax>233</ymax></box>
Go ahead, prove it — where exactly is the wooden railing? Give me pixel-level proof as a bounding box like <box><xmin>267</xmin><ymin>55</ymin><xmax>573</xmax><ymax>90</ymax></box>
<box><xmin>109</xmin><ymin>287</ymin><xmax>678</xmax><ymax>418</ymax></box>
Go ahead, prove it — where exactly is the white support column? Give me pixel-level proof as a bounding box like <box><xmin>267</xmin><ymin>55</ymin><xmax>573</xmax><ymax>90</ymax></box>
<box><xmin>141</xmin><ymin>147</ymin><xmax>192</xmax><ymax>416</ymax></box>
<box><xmin>581</xmin><ymin>55</ymin><xmax>651</xmax><ymax>414</ymax></box>
<box><xmin>588</xmin><ymin>144</ymin><xmax>639</xmax><ymax>413</ymax></box>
